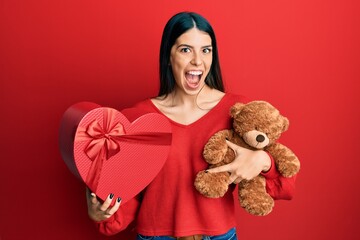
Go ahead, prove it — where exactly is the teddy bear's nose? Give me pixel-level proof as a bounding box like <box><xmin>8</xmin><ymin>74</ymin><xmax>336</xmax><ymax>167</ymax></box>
<box><xmin>256</xmin><ymin>134</ymin><xmax>265</xmax><ymax>143</ymax></box>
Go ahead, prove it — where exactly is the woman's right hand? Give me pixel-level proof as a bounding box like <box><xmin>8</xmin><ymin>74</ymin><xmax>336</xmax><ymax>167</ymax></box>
<box><xmin>86</xmin><ymin>188</ymin><xmax>122</xmax><ymax>222</ymax></box>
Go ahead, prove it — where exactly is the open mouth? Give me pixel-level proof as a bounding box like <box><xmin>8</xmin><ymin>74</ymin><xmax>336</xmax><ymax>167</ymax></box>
<box><xmin>185</xmin><ymin>70</ymin><xmax>203</xmax><ymax>89</ymax></box>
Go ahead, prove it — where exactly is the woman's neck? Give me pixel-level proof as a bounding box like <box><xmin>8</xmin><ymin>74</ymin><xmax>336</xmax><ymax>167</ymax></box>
<box><xmin>163</xmin><ymin>85</ymin><xmax>217</xmax><ymax>107</ymax></box>
<box><xmin>151</xmin><ymin>85</ymin><xmax>225</xmax><ymax>125</ymax></box>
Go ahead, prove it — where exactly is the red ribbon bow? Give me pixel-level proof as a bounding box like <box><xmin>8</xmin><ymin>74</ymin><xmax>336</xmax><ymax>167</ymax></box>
<box><xmin>85</xmin><ymin>117</ymin><xmax>125</xmax><ymax>161</ymax></box>
<box><xmin>83</xmin><ymin>108</ymin><xmax>124</xmax><ymax>192</ymax></box>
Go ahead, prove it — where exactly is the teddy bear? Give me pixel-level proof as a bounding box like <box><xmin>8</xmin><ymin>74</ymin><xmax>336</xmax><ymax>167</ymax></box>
<box><xmin>194</xmin><ymin>100</ymin><xmax>300</xmax><ymax>216</ymax></box>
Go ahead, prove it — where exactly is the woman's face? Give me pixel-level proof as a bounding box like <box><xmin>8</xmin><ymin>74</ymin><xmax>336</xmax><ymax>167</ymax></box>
<box><xmin>170</xmin><ymin>27</ymin><xmax>213</xmax><ymax>95</ymax></box>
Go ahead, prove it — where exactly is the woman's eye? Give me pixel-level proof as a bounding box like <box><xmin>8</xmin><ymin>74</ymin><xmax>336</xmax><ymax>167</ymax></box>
<box><xmin>203</xmin><ymin>48</ymin><xmax>212</xmax><ymax>54</ymax></box>
<box><xmin>180</xmin><ymin>47</ymin><xmax>191</xmax><ymax>53</ymax></box>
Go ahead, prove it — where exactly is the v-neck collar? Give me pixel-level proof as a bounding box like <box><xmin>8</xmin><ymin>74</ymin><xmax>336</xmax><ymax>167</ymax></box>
<box><xmin>147</xmin><ymin>94</ymin><xmax>229</xmax><ymax>128</ymax></box>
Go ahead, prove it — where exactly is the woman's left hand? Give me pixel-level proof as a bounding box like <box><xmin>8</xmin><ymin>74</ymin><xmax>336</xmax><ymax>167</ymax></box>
<box><xmin>206</xmin><ymin>140</ymin><xmax>271</xmax><ymax>184</ymax></box>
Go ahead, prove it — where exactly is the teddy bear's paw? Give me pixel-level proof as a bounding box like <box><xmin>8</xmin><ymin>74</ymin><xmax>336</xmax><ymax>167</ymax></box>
<box><xmin>238</xmin><ymin>177</ymin><xmax>274</xmax><ymax>216</ymax></box>
<box><xmin>203</xmin><ymin>149</ymin><xmax>227</xmax><ymax>164</ymax></box>
<box><xmin>203</xmin><ymin>144</ymin><xmax>228</xmax><ymax>164</ymax></box>
<box><xmin>277</xmin><ymin>158</ymin><xmax>300</xmax><ymax>177</ymax></box>
<box><xmin>240</xmin><ymin>193</ymin><xmax>274</xmax><ymax>216</ymax></box>
<box><xmin>194</xmin><ymin>171</ymin><xmax>229</xmax><ymax>198</ymax></box>
<box><xmin>203</xmin><ymin>131</ymin><xmax>232</xmax><ymax>164</ymax></box>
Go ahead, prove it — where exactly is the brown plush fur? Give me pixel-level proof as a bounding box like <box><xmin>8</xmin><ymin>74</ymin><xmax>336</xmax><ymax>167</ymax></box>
<box><xmin>194</xmin><ymin>101</ymin><xmax>300</xmax><ymax>216</ymax></box>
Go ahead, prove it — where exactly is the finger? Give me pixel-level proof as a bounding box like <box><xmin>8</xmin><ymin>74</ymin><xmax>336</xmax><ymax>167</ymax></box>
<box><xmin>99</xmin><ymin>193</ymin><xmax>114</xmax><ymax>211</ymax></box>
<box><xmin>206</xmin><ymin>164</ymin><xmax>233</xmax><ymax>174</ymax></box>
<box><xmin>86</xmin><ymin>188</ymin><xmax>99</xmax><ymax>205</ymax></box>
<box><xmin>90</xmin><ymin>192</ymin><xmax>98</xmax><ymax>205</ymax></box>
<box><xmin>107</xmin><ymin>197</ymin><xmax>122</xmax><ymax>215</ymax></box>
<box><xmin>225</xmin><ymin>140</ymin><xmax>239</xmax><ymax>151</ymax></box>
<box><xmin>231</xmin><ymin>177</ymin><xmax>242</xmax><ymax>184</ymax></box>
<box><xmin>228</xmin><ymin>171</ymin><xmax>243</xmax><ymax>184</ymax></box>
<box><xmin>227</xmin><ymin>174</ymin><xmax>237</xmax><ymax>184</ymax></box>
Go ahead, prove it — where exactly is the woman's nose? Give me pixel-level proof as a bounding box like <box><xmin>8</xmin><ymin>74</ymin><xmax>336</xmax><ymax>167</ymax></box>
<box><xmin>191</xmin><ymin>53</ymin><xmax>202</xmax><ymax>66</ymax></box>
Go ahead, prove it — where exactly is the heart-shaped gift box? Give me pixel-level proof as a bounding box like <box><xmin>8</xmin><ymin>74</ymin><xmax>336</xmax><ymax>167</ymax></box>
<box><xmin>59</xmin><ymin>102</ymin><xmax>172</xmax><ymax>203</ymax></box>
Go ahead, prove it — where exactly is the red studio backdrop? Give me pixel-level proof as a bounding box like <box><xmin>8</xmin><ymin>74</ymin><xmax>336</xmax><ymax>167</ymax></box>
<box><xmin>0</xmin><ymin>0</ymin><xmax>359</xmax><ymax>239</ymax></box>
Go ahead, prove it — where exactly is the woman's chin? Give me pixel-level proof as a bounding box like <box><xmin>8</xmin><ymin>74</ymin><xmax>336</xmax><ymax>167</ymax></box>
<box><xmin>184</xmin><ymin>79</ymin><xmax>202</xmax><ymax>91</ymax></box>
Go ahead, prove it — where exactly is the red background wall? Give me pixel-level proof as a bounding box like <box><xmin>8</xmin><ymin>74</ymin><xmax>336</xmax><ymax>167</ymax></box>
<box><xmin>1</xmin><ymin>0</ymin><xmax>359</xmax><ymax>239</ymax></box>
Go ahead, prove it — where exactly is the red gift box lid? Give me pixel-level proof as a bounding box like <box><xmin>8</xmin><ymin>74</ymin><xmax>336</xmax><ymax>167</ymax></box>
<box><xmin>59</xmin><ymin>102</ymin><xmax>172</xmax><ymax>203</ymax></box>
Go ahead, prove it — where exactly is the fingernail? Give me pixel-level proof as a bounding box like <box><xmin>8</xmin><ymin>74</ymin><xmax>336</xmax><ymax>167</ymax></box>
<box><xmin>205</xmin><ymin>170</ymin><xmax>209</xmax><ymax>173</ymax></box>
<box><xmin>109</xmin><ymin>193</ymin><xmax>114</xmax><ymax>199</ymax></box>
<box><xmin>90</xmin><ymin>193</ymin><xmax>96</xmax><ymax>197</ymax></box>
<box><xmin>117</xmin><ymin>197</ymin><xmax>122</xmax><ymax>203</ymax></box>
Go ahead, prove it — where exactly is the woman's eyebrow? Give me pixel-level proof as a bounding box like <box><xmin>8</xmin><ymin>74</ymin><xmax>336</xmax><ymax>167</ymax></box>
<box><xmin>176</xmin><ymin>44</ymin><xmax>193</xmax><ymax>49</ymax></box>
<box><xmin>176</xmin><ymin>44</ymin><xmax>213</xmax><ymax>49</ymax></box>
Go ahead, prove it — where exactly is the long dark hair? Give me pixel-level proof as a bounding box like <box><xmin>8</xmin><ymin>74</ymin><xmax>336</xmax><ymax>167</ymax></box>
<box><xmin>158</xmin><ymin>12</ymin><xmax>224</xmax><ymax>96</ymax></box>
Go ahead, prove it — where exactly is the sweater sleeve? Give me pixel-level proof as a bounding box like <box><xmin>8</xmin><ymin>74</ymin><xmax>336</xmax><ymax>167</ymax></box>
<box><xmin>261</xmin><ymin>153</ymin><xmax>297</xmax><ymax>200</ymax></box>
<box><xmin>95</xmin><ymin>196</ymin><xmax>140</xmax><ymax>236</ymax></box>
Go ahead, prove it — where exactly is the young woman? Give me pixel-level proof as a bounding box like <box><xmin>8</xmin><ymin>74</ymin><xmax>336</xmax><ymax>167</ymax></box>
<box><xmin>86</xmin><ymin>12</ymin><xmax>296</xmax><ymax>240</ymax></box>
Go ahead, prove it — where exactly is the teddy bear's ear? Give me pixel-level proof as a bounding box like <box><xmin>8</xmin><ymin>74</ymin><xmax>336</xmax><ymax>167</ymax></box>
<box><xmin>282</xmin><ymin>116</ymin><xmax>290</xmax><ymax>132</ymax></box>
<box><xmin>230</xmin><ymin>102</ymin><xmax>246</xmax><ymax>118</ymax></box>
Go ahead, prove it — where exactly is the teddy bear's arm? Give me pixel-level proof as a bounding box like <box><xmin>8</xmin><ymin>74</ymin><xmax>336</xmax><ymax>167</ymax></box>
<box><xmin>266</xmin><ymin>143</ymin><xmax>300</xmax><ymax>177</ymax></box>
<box><xmin>203</xmin><ymin>129</ymin><xmax>234</xmax><ymax>164</ymax></box>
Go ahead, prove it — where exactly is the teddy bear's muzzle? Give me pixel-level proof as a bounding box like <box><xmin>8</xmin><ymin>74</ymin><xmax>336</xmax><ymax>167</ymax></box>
<box><xmin>243</xmin><ymin>130</ymin><xmax>270</xmax><ymax>149</ymax></box>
